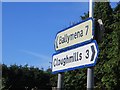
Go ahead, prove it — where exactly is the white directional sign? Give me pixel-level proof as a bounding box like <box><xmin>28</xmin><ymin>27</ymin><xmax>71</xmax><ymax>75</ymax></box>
<box><xmin>55</xmin><ymin>18</ymin><xmax>93</xmax><ymax>51</ymax></box>
<box><xmin>52</xmin><ymin>40</ymin><xmax>99</xmax><ymax>73</ymax></box>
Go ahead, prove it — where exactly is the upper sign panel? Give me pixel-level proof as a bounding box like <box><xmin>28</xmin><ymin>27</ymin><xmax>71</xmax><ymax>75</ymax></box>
<box><xmin>55</xmin><ymin>18</ymin><xmax>94</xmax><ymax>51</ymax></box>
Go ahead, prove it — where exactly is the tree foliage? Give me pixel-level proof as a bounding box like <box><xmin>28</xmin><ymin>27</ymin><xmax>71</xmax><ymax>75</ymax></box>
<box><xmin>64</xmin><ymin>2</ymin><xmax>120</xmax><ymax>89</ymax></box>
<box><xmin>2</xmin><ymin>64</ymin><xmax>52</xmax><ymax>90</ymax></box>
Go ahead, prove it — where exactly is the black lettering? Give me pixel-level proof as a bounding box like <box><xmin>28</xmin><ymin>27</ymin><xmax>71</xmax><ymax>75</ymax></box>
<box><xmin>79</xmin><ymin>53</ymin><xmax>82</xmax><ymax>60</ymax></box>
<box><xmin>77</xmin><ymin>52</ymin><xmax>79</xmax><ymax>61</ymax></box>
<box><xmin>59</xmin><ymin>36</ymin><xmax>62</xmax><ymax>44</ymax></box>
<box><xmin>74</xmin><ymin>32</ymin><xmax>77</xmax><ymax>39</ymax></box>
<box><xmin>54</xmin><ymin>58</ymin><xmax>56</xmax><ymax>67</ymax></box>
<box><xmin>85</xmin><ymin>49</ymin><xmax>89</xmax><ymax>59</ymax></box>
<box><xmin>80</xmin><ymin>30</ymin><xmax>83</xmax><ymax>37</ymax></box>
<box><xmin>85</xmin><ymin>25</ymin><xmax>89</xmax><ymax>35</ymax></box>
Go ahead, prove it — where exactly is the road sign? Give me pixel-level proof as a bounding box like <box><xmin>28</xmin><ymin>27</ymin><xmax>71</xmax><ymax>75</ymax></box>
<box><xmin>52</xmin><ymin>40</ymin><xmax>99</xmax><ymax>73</ymax></box>
<box><xmin>55</xmin><ymin>18</ymin><xmax>94</xmax><ymax>51</ymax></box>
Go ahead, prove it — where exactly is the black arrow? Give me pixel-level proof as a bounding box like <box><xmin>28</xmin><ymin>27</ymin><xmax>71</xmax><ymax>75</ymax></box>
<box><xmin>91</xmin><ymin>45</ymin><xmax>95</xmax><ymax>61</ymax></box>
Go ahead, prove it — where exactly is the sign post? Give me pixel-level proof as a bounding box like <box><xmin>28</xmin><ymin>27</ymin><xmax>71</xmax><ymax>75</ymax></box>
<box><xmin>53</xmin><ymin>1</ymin><xmax>99</xmax><ymax>89</ymax></box>
<box><xmin>87</xmin><ymin>0</ymin><xmax>94</xmax><ymax>89</ymax></box>
<box><xmin>55</xmin><ymin>17</ymin><xmax>94</xmax><ymax>90</ymax></box>
<box><xmin>57</xmin><ymin>73</ymin><xmax>64</xmax><ymax>90</ymax></box>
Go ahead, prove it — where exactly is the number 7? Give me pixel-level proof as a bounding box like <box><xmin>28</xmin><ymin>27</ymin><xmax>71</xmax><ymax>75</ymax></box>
<box><xmin>85</xmin><ymin>25</ymin><xmax>89</xmax><ymax>35</ymax></box>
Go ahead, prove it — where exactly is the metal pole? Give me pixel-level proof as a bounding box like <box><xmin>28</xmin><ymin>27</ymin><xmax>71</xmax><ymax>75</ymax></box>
<box><xmin>87</xmin><ymin>0</ymin><xmax>94</xmax><ymax>90</ymax></box>
<box><xmin>89</xmin><ymin>0</ymin><xmax>93</xmax><ymax>17</ymax></box>
<box><xmin>57</xmin><ymin>73</ymin><xmax>63</xmax><ymax>90</ymax></box>
<box><xmin>87</xmin><ymin>67</ymin><xmax>94</xmax><ymax>89</ymax></box>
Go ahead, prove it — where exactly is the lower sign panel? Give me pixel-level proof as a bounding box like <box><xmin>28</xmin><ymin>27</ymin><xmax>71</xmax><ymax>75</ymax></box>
<box><xmin>52</xmin><ymin>40</ymin><xmax>99</xmax><ymax>73</ymax></box>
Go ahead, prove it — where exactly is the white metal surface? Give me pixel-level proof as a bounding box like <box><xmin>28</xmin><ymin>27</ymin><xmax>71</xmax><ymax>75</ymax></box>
<box><xmin>52</xmin><ymin>41</ymin><xmax>98</xmax><ymax>73</ymax></box>
<box><xmin>55</xmin><ymin>18</ymin><xmax>93</xmax><ymax>51</ymax></box>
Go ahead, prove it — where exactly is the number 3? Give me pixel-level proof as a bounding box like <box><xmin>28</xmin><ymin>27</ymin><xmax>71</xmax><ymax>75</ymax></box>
<box><xmin>85</xmin><ymin>49</ymin><xmax>89</xmax><ymax>59</ymax></box>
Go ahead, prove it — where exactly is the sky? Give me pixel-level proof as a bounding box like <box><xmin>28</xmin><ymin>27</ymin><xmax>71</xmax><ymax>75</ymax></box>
<box><xmin>2</xmin><ymin>2</ymin><xmax>118</xmax><ymax>70</ymax></box>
